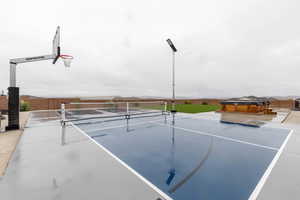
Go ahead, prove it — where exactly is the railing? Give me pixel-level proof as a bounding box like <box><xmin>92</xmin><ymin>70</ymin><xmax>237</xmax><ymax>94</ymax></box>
<box><xmin>60</xmin><ymin>101</ymin><xmax>169</xmax><ymax>125</ymax></box>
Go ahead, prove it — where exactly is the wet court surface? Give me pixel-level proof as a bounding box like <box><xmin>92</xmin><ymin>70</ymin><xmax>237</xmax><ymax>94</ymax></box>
<box><xmin>74</xmin><ymin>114</ymin><xmax>290</xmax><ymax>200</ymax></box>
<box><xmin>1</xmin><ymin>110</ymin><xmax>299</xmax><ymax>200</ymax></box>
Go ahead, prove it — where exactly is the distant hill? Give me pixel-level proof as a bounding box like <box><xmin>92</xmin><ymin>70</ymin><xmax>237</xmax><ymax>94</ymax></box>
<box><xmin>18</xmin><ymin>94</ymin><xmax>300</xmax><ymax>100</ymax></box>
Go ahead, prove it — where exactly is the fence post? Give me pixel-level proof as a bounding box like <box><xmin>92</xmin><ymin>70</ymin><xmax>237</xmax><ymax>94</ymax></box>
<box><xmin>164</xmin><ymin>102</ymin><xmax>167</xmax><ymax>113</ymax></box>
<box><xmin>126</xmin><ymin>102</ymin><xmax>129</xmax><ymax>115</ymax></box>
<box><xmin>61</xmin><ymin>104</ymin><xmax>66</xmax><ymax>124</ymax></box>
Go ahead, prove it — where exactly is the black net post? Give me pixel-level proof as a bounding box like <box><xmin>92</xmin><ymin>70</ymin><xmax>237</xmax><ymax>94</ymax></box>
<box><xmin>6</xmin><ymin>87</ymin><xmax>20</xmax><ymax>130</ymax></box>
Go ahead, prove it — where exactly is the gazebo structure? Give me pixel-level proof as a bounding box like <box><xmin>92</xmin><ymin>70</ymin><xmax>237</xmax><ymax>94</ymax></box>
<box><xmin>220</xmin><ymin>97</ymin><xmax>276</xmax><ymax>114</ymax></box>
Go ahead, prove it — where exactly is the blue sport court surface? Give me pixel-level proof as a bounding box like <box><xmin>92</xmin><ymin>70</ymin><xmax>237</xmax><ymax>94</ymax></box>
<box><xmin>70</xmin><ymin>114</ymin><xmax>291</xmax><ymax>200</ymax></box>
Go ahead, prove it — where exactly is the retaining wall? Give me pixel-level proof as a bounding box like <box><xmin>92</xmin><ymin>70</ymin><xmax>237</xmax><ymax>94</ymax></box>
<box><xmin>0</xmin><ymin>96</ymin><xmax>296</xmax><ymax>111</ymax></box>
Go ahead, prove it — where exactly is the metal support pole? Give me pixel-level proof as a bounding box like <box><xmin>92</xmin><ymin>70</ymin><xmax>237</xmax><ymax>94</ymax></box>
<box><xmin>166</xmin><ymin>38</ymin><xmax>177</xmax><ymax>113</ymax></box>
<box><xmin>60</xmin><ymin>103</ymin><xmax>66</xmax><ymax>145</ymax></box>
<box><xmin>6</xmin><ymin>26</ymin><xmax>61</xmax><ymax>131</ymax></box>
<box><xmin>61</xmin><ymin>123</ymin><xmax>66</xmax><ymax>145</ymax></box>
<box><xmin>164</xmin><ymin>102</ymin><xmax>168</xmax><ymax>123</ymax></box>
<box><xmin>61</xmin><ymin>103</ymin><xmax>66</xmax><ymax>123</ymax></box>
<box><xmin>10</xmin><ymin>63</ymin><xmax>17</xmax><ymax>87</ymax></box>
<box><xmin>172</xmin><ymin>51</ymin><xmax>176</xmax><ymax>111</ymax></box>
<box><xmin>6</xmin><ymin>63</ymin><xmax>19</xmax><ymax>130</ymax></box>
<box><xmin>164</xmin><ymin>102</ymin><xmax>168</xmax><ymax>113</ymax></box>
<box><xmin>126</xmin><ymin>102</ymin><xmax>129</xmax><ymax>115</ymax></box>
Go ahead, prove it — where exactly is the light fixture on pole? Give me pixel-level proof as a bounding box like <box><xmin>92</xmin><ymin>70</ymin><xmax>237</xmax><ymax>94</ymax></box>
<box><xmin>166</xmin><ymin>38</ymin><xmax>177</xmax><ymax>112</ymax></box>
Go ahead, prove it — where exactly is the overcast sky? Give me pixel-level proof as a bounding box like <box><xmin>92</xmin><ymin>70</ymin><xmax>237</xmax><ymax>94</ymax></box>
<box><xmin>1</xmin><ymin>0</ymin><xmax>300</xmax><ymax>98</ymax></box>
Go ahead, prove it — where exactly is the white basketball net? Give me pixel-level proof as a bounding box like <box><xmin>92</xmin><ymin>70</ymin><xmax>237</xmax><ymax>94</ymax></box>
<box><xmin>60</xmin><ymin>55</ymin><xmax>73</xmax><ymax>67</ymax></box>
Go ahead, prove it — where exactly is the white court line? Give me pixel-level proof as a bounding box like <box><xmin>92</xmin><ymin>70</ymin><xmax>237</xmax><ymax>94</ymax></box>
<box><xmin>154</xmin><ymin>122</ymin><xmax>279</xmax><ymax>151</ymax></box>
<box><xmin>70</xmin><ymin>122</ymin><xmax>173</xmax><ymax>200</ymax></box>
<box><xmin>184</xmin><ymin>116</ymin><xmax>292</xmax><ymax>132</ymax></box>
<box><xmin>248</xmin><ymin>129</ymin><xmax>293</xmax><ymax>200</ymax></box>
<box><xmin>70</xmin><ymin>115</ymin><xmax>291</xmax><ymax>200</ymax></box>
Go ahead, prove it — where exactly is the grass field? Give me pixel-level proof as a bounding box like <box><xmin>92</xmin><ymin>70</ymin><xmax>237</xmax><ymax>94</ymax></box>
<box><xmin>145</xmin><ymin>104</ymin><xmax>221</xmax><ymax>114</ymax></box>
<box><xmin>172</xmin><ymin>104</ymin><xmax>221</xmax><ymax>113</ymax></box>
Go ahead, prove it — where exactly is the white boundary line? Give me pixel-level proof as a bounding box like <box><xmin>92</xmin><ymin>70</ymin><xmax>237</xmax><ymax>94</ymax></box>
<box><xmin>248</xmin><ymin>129</ymin><xmax>293</xmax><ymax>200</ymax></box>
<box><xmin>281</xmin><ymin>111</ymin><xmax>292</xmax><ymax>124</ymax></box>
<box><xmin>187</xmin><ymin>115</ymin><xmax>292</xmax><ymax>132</ymax></box>
<box><xmin>68</xmin><ymin>115</ymin><xmax>292</xmax><ymax>200</ymax></box>
<box><xmin>70</xmin><ymin>122</ymin><xmax>173</xmax><ymax>200</ymax></box>
<box><xmin>155</xmin><ymin>122</ymin><xmax>279</xmax><ymax>151</ymax></box>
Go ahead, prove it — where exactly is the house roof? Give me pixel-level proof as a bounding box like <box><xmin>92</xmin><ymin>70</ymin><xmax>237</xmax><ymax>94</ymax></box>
<box><xmin>220</xmin><ymin>96</ymin><xmax>271</xmax><ymax>105</ymax></box>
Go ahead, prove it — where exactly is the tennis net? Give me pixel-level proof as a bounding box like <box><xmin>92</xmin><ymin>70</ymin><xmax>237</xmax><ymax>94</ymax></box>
<box><xmin>60</xmin><ymin>101</ymin><xmax>168</xmax><ymax>124</ymax></box>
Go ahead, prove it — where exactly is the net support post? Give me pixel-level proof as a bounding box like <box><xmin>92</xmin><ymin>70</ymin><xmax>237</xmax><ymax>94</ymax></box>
<box><xmin>61</xmin><ymin>103</ymin><xmax>66</xmax><ymax>126</ymax></box>
<box><xmin>126</xmin><ymin>102</ymin><xmax>129</xmax><ymax>115</ymax></box>
<box><xmin>61</xmin><ymin>123</ymin><xmax>66</xmax><ymax>145</ymax></box>
<box><xmin>61</xmin><ymin>103</ymin><xmax>66</xmax><ymax>145</ymax></box>
<box><xmin>164</xmin><ymin>102</ymin><xmax>168</xmax><ymax>113</ymax></box>
<box><xmin>164</xmin><ymin>102</ymin><xmax>168</xmax><ymax>123</ymax></box>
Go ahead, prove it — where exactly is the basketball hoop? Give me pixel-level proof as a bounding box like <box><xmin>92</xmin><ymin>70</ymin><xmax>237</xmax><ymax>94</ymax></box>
<box><xmin>60</xmin><ymin>55</ymin><xmax>73</xmax><ymax>67</ymax></box>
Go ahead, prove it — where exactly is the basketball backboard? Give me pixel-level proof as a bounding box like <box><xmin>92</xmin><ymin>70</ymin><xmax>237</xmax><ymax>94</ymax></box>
<box><xmin>52</xmin><ymin>26</ymin><xmax>60</xmax><ymax>64</ymax></box>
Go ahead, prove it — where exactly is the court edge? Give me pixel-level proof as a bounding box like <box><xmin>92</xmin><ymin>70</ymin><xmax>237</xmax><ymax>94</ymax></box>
<box><xmin>248</xmin><ymin>129</ymin><xmax>293</xmax><ymax>200</ymax></box>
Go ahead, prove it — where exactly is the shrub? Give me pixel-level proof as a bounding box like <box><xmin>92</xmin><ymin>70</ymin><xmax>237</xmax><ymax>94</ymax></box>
<box><xmin>202</xmin><ymin>102</ymin><xmax>208</xmax><ymax>105</ymax></box>
<box><xmin>20</xmin><ymin>101</ymin><xmax>31</xmax><ymax>112</ymax></box>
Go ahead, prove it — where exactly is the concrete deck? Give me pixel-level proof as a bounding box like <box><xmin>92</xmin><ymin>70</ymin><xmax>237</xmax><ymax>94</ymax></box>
<box><xmin>257</xmin><ymin>111</ymin><xmax>300</xmax><ymax>200</ymax></box>
<box><xmin>0</xmin><ymin>111</ymin><xmax>169</xmax><ymax>200</ymax></box>
<box><xmin>0</xmin><ymin>112</ymin><xmax>29</xmax><ymax>176</ymax></box>
<box><xmin>0</xmin><ymin>110</ymin><xmax>300</xmax><ymax>200</ymax></box>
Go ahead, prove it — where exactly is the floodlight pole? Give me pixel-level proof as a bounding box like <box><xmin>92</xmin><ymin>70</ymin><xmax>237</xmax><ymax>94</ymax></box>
<box><xmin>166</xmin><ymin>39</ymin><xmax>177</xmax><ymax>112</ymax></box>
<box><xmin>172</xmin><ymin>51</ymin><xmax>175</xmax><ymax>111</ymax></box>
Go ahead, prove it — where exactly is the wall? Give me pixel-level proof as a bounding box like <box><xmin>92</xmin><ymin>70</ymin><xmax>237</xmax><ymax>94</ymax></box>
<box><xmin>0</xmin><ymin>96</ymin><xmax>296</xmax><ymax>111</ymax></box>
<box><xmin>20</xmin><ymin>97</ymin><xmax>81</xmax><ymax>110</ymax></box>
<box><xmin>18</xmin><ymin>98</ymin><xmax>223</xmax><ymax>111</ymax></box>
<box><xmin>270</xmin><ymin>99</ymin><xmax>294</xmax><ymax>109</ymax></box>
<box><xmin>0</xmin><ymin>96</ymin><xmax>8</xmax><ymax>111</ymax></box>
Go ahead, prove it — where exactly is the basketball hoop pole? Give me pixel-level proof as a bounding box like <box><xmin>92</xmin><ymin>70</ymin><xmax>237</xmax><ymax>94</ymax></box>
<box><xmin>6</xmin><ymin>26</ymin><xmax>64</xmax><ymax>131</ymax></box>
<box><xmin>7</xmin><ymin>55</ymin><xmax>58</xmax><ymax>130</ymax></box>
<box><xmin>9</xmin><ymin>54</ymin><xmax>58</xmax><ymax>87</ymax></box>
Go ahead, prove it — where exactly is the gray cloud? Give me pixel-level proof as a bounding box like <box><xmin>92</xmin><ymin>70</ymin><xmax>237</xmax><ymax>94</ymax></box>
<box><xmin>1</xmin><ymin>0</ymin><xmax>300</xmax><ymax>98</ymax></box>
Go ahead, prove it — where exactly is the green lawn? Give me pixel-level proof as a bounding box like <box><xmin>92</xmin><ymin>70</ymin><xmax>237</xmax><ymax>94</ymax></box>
<box><xmin>173</xmin><ymin>104</ymin><xmax>221</xmax><ymax>113</ymax></box>
<box><xmin>145</xmin><ymin>104</ymin><xmax>221</xmax><ymax>114</ymax></box>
